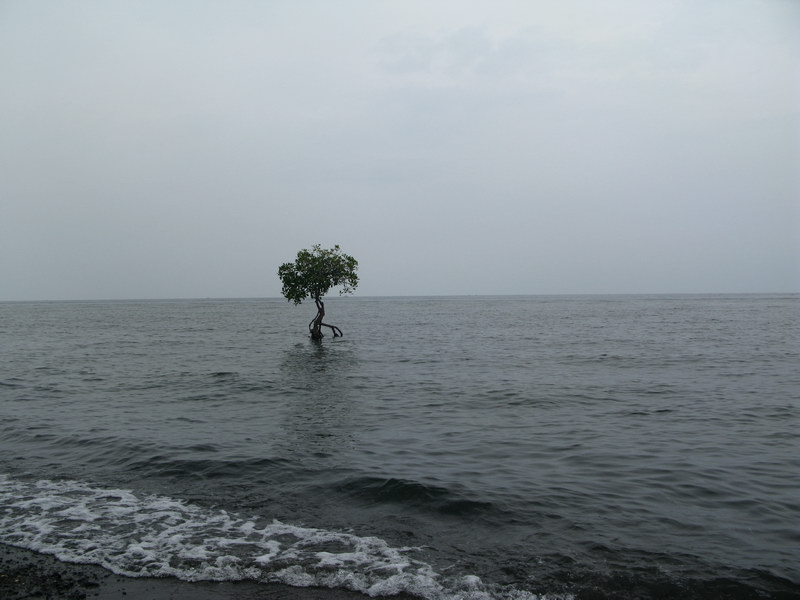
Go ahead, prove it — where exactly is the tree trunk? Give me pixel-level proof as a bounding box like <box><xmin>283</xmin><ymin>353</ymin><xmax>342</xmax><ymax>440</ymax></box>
<box><xmin>310</xmin><ymin>298</ymin><xmax>324</xmax><ymax>340</ymax></box>
<box><xmin>308</xmin><ymin>297</ymin><xmax>342</xmax><ymax>340</ymax></box>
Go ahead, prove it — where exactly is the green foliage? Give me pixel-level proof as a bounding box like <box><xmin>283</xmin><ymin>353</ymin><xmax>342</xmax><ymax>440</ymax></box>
<box><xmin>278</xmin><ymin>244</ymin><xmax>359</xmax><ymax>305</ymax></box>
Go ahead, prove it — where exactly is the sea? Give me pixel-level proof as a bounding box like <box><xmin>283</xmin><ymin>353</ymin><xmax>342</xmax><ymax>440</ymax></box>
<box><xmin>0</xmin><ymin>294</ymin><xmax>798</xmax><ymax>600</ymax></box>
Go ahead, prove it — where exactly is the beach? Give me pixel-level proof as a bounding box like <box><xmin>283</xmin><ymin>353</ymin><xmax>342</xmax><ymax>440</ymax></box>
<box><xmin>0</xmin><ymin>543</ymin><xmax>416</xmax><ymax>600</ymax></box>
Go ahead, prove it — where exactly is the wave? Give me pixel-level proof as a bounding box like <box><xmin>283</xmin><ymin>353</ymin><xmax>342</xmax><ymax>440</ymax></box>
<box><xmin>330</xmin><ymin>476</ymin><xmax>496</xmax><ymax>516</ymax></box>
<box><xmin>0</xmin><ymin>427</ymin><xmax>303</xmax><ymax>482</ymax></box>
<box><xmin>0</xmin><ymin>474</ymin><xmax>550</xmax><ymax>600</ymax></box>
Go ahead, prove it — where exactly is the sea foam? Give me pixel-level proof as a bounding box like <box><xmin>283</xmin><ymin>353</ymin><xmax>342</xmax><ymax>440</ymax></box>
<box><xmin>0</xmin><ymin>474</ymin><xmax>553</xmax><ymax>600</ymax></box>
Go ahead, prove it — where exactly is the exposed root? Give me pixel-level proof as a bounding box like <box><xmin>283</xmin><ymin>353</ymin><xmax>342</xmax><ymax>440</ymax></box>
<box><xmin>308</xmin><ymin>298</ymin><xmax>343</xmax><ymax>338</ymax></box>
<box><xmin>320</xmin><ymin>322</ymin><xmax>343</xmax><ymax>337</ymax></box>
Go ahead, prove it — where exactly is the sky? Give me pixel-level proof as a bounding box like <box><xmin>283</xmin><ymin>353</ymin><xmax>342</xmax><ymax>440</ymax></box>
<box><xmin>1</xmin><ymin>0</ymin><xmax>798</xmax><ymax>300</ymax></box>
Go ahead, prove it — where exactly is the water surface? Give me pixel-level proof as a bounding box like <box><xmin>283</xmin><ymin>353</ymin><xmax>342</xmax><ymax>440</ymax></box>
<box><xmin>1</xmin><ymin>295</ymin><xmax>798</xmax><ymax>598</ymax></box>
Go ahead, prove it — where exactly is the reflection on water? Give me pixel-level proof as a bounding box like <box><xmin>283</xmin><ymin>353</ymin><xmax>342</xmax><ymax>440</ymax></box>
<box><xmin>281</xmin><ymin>339</ymin><xmax>358</xmax><ymax>377</ymax></box>
<box><xmin>276</xmin><ymin>339</ymin><xmax>360</xmax><ymax>463</ymax></box>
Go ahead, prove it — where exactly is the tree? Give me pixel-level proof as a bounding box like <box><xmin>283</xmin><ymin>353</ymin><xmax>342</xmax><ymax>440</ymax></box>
<box><xmin>278</xmin><ymin>244</ymin><xmax>359</xmax><ymax>340</ymax></box>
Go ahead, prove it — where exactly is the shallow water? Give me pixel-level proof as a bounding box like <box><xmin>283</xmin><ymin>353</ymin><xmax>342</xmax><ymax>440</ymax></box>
<box><xmin>1</xmin><ymin>295</ymin><xmax>798</xmax><ymax>599</ymax></box>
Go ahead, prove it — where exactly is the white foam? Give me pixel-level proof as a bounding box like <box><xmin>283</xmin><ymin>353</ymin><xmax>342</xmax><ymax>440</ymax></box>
<box><xmin>0</xmin><ymin>474</ymin><xmax>562</xmax><ymax>600</ymax></box>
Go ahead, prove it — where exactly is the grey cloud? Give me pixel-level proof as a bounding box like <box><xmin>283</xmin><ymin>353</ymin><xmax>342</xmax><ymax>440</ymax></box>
<box><xmin>377</xmin><ymin>27</ymin><xmax>546</xmax><ymax>80</ymax></box>
<box><xmin>1</xmin><ymin>0</ymin><xmax>797</xmax><ymax>300</ymax></box>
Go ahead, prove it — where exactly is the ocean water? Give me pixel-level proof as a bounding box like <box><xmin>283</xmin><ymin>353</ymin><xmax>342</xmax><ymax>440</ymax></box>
<box><xmin>0</xmin><ymin>295</ymin><xmax>798</xmax><ymax>599</ymax></box>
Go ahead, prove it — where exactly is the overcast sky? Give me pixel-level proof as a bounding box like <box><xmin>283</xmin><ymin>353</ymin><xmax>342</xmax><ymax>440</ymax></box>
<box><xmin>1</xmin><ymin>0</ymin><xmax>798</xmax><ymax>300</ymax></box>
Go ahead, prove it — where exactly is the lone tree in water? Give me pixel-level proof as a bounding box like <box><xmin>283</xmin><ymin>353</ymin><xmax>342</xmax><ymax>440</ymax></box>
<box><xmin>278</xmin><ymin>244</ymin><xmax>359</xmax><ymax>340</ymax></box>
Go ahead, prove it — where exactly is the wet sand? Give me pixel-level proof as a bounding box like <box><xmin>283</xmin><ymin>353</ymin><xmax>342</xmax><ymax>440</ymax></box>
<box><xmin>0</xmin><ymin>543</ymin><xmax>415</xmax><ymax>600</ymax></box>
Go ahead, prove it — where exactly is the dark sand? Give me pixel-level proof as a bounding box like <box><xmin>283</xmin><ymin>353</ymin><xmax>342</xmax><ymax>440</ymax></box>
<box><xmin>0</xmin><ymin>543</ymin><xmax>416</xmax><ymax>600</ymax></box>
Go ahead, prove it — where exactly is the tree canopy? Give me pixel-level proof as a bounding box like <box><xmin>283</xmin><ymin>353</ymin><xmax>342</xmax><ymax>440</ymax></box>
<box><xmin>278</xmin><ymin>244</ymin><xmax>359</xmax><ymax>305</ymax></box>
<box><xmin>278</xmin><ymin>245</ymin><xmax>358</xmax><ymax>339</ymax></box>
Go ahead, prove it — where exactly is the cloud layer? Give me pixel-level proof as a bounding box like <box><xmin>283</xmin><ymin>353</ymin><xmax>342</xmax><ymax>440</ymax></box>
<box><xmin>1</xmin><ymin>0</ymin><xmax>798</xmax><ymax>300</ymax></box>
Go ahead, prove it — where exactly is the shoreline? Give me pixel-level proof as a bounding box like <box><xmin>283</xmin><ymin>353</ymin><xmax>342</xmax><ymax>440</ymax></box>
<box><xmin>0</xmin><ymin>543</ymin><xmax>417</xmax><ymax>600</ymax></box>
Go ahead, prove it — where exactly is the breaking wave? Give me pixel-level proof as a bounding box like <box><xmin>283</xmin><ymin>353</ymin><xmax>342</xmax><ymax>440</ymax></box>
<box><xmin>0</xmin><ymin>474</ymin><xmax>551</xmax><ymax>600</ymax></box>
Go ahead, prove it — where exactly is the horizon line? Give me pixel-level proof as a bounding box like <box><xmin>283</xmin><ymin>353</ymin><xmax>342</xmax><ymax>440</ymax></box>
<box><xmin>2</xmin><ymin>291</ymin><xmax>798</xmax><ymax>304</ymax></box>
